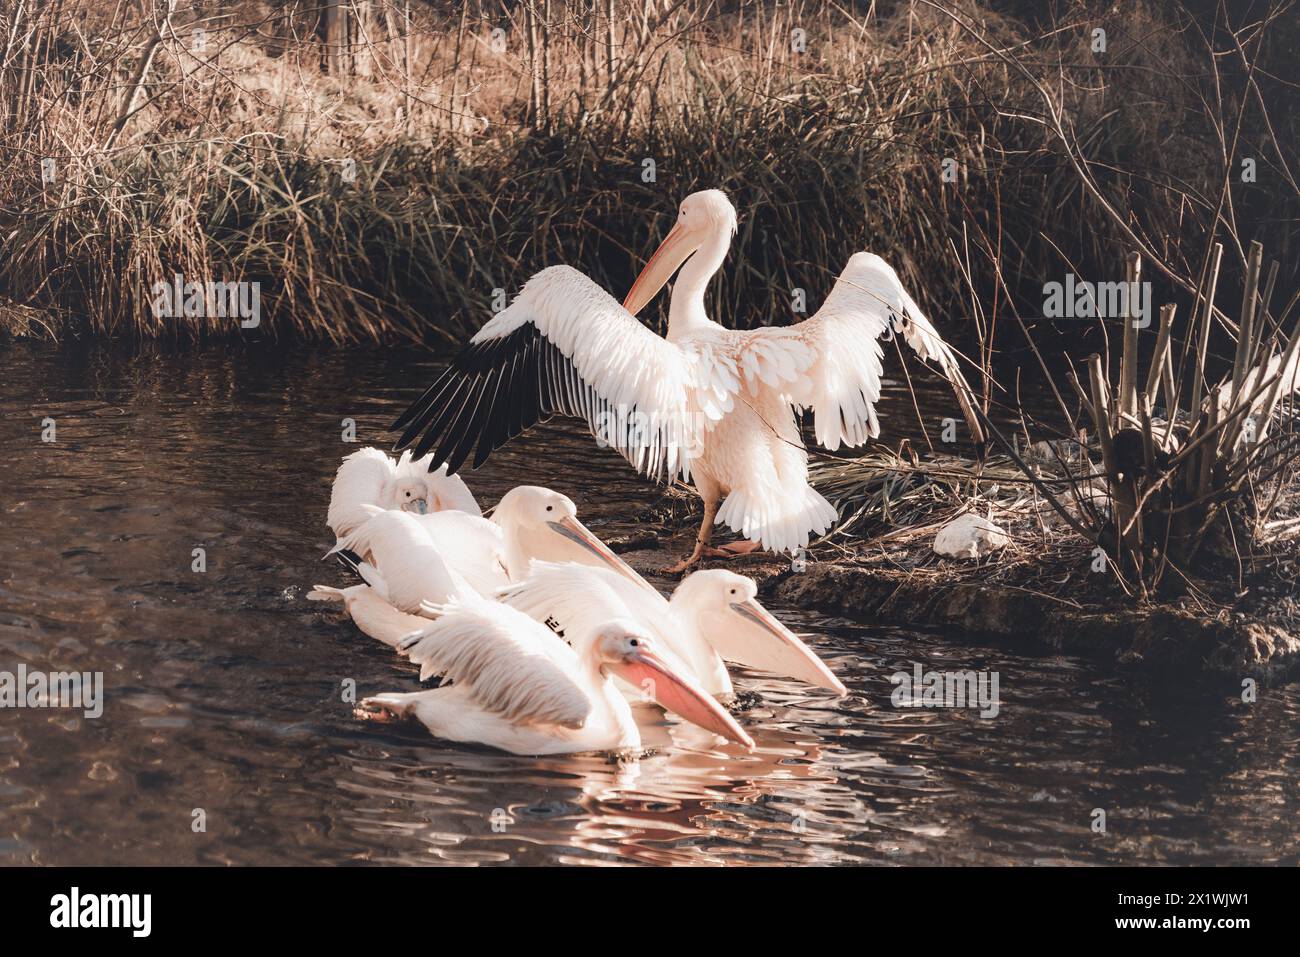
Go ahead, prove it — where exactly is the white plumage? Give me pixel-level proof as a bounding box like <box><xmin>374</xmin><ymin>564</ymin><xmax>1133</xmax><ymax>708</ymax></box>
<box><xmin>327</xmin><ymin>447</ymin><xmax>479</xmax><ymax>538</ymax></box>
<box><xmin>359</xmin><ymin>600</ymin><xmax>753</xmax><ymax>755</ymax></box>
<box><xmin>326</xmin><ymin>508</ymin><xmax>479</xmax><ymax>614</ymax></box>
<box><xmin>408</xmin><ymin>509</ymin><xmax>509</xmax><ymax>594</ymax></box>
<box><xmin>499</xmin><ymin>561</ymin><xmax>845</xmax><ymax>698</ymax></box>
<box><xmin>392</xmin><ymin>189</ymin><xmax>981</xmax><ymax>569</ymax></box>
<box><xmin>307</xmin><ymin>583</ymin><xmax>431</xmax><ymax>649</ymax></box>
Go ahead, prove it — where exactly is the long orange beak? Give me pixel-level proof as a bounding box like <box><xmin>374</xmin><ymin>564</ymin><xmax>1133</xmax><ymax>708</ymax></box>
<box><xmin>622</xmin><ymin>221</ymin><xmax>697</xmax><ymax>316</ymax></box>
<box><xmin>548</xmin><ymin>515</ymin><xmax>657</xmax><ymax>593</ymax></box>
<box><xmin>612</xmin><ymin>646</ymin><xmax>755</xmax><ymax>750</ymax></box>
<box><xmin>708</xmin><ymin>599</ymin><xmax>847</xmax><ymax>695</ymax></box>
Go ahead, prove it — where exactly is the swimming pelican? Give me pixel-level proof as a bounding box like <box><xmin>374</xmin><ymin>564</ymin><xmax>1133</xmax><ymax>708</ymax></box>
<box><xmin>357</xmin><ymin>600</ymin><xmax>755</xmax><ymax>755</ymax></box>
<box><xmin>391</xmin><ymin>189</ymin><xmax>981</xmax><ymax>570</ymax></box>
<box><xmin>488</xmin><ymin>485</ymin><xmax>646</xmax><ymax>587</ymax></box>
<box><xmin>307</xmin><ymin>583</ymin><xmax>431</xmax><ymax>649</ymax></box>
<box><xmin>328</xmin><ymin>447</ymin><xmax>479</xmax><ymax>538</ymax></box>
<box><xmin>497</xmin><ymin>562</ymin><xmax>846</xmax><ymax>698</ymax></box>
<box><xmin>407</xmin><ymin>508</ymin><xmax>509</xmax><ymax>594</ymax></box>
<box><xmin>333</xmin><ymin>485</ymin><xmax>646</xmax><ymax>598</ymax></box>
<box><xmin>326</xmin><ymin>508</ymin><xmax>479</xmax><ymax>614</ymax></box>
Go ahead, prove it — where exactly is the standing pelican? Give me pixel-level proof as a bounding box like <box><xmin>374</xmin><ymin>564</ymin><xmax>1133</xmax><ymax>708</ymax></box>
<box><xmin>358</xmin><ymin>600</ymin><xmax>754</xmax><ymax>755</ymax></box>
<box><xmin>392</xmin><ymin>189</ymin><xmax>981</xmax><ymax>569</ymax></box>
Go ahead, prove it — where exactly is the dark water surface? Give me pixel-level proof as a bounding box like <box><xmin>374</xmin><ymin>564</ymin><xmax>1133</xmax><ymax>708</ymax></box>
<box><xmin>1</xmin><ymin>340</ymin><xmax>1296</xmax><ymax>866</ymax></box>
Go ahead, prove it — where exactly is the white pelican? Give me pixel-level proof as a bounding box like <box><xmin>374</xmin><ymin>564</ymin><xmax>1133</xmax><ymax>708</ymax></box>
<box><xmin>357</xmin><ymin>600</ymin><xmax>755</xmax><ymax>755</ymax></box>
<box><xmin>332</xmin><ymin>485</ymin><xmax>646</xmax><ymax>598</ymax></box>
<box><xmin>406</xmin><ymin>508</ymin><xmax>509</xmax><ymax>594</ymax></box>
<box><xmin>307</xmin><ymin>583</ymin><xmax>431</xmax><ymax>649</ymax></box>
<box><xmin>391</xmin><ymin>189</ymin><xmax>981</xmax><ymax>570</ymax></box>
<box><xmin>497</xmin><ymin>561</ymin><xmax>846</xmax><ymax>698</ymax></box>
<box><xmin>489</xmin><ymin>485</ymin><xmax>646</xmax><ymax>587</ymax></box>
<box><xmin>328</xmin><ymin>447</ymin><xmax>480</xmax><ymax>538</ymax></box>
<box><xmin>326</xmin><ymin>508</ymin><xmax>479</xmax><ymax>614</ymax></box>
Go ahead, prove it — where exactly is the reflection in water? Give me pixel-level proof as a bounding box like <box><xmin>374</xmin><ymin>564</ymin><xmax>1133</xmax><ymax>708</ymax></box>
<box><xmin>0</xmin><ymin>340</ymin><xmax>1296</xmax><ymax>866</ymax></box>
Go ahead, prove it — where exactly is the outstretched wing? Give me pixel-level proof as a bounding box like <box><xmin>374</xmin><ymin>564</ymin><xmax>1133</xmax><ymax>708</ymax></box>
<box><xmin>393</xmin><ymin>266</ymin><xmax>725</xmax><ymax>480</ymax></box>
<box><xmin>400</xmin><ymin>601</ymin><xmax>591</xmax><ymax>729</ymax></box>
<box><xmin>738</xmin><ymin>252</ymin><xmax>983</xmax><ymax>449</ymax></box>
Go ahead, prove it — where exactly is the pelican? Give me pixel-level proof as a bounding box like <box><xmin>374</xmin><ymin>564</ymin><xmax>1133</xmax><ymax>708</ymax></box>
<box><xmin>307</xmin><ymin>583</ymin><xmax>431</xmax><ymax>649</ymax></box>
<box><xmin>488</xmin><ymin>485</ymin><xmax>647</xmax><ymax>587</ymax></box>
<box><xmin>391</xmin><ymin>189</ymin><xmax>981</xmax><ymax>570</ymax></box>
<box><xmin>497</xmin><ymin>561</ymin><xmax>846</xmax><ymax>698</ymax></box>
<box><xmin>332</xmin><ymin>485</ymin><xmax>646</xmax><ymax>598</ymax></box>
<box><xmin>388</xmin><ymin>485</ymin><xmax>645</xmax><ymax>594</ymax></box>
<box><xmin>406</xmin><ymin>508</ymin><xmax>509</xmax><ymax>594</ymax></box>
<box><xmin>328</xmin><ymin>447</ymin><xmax>479</xmax><ymax>538</ymax></box>
<box><xmin>316</xmin><ymin>486</ymin><xmax>651</xmax><ymax>651</ymax></box>
<box><xmin>357</xmin><ymin>600</ymin><xmax>755</xmax><ymax>755</ymax></box>
<box><xmin>326</xmin><ymin>508</ymin><xmax>479</xmax><ymax>614</ymax></box>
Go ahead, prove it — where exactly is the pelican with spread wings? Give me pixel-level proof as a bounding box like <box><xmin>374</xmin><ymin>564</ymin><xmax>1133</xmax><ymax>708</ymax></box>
<box><xmin>393</xmin><ymin>189</ymin><xmax>981</xmax><ymax>570</ymax></box>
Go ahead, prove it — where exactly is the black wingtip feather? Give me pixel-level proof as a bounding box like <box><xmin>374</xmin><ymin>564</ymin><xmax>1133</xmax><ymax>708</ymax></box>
<box><xmin>388</xmin><ymin>322</ymin><xmax>617</xmax><ymax>475</ymax></box>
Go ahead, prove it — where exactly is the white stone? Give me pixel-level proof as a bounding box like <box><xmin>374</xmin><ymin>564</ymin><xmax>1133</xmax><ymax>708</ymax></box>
<box><xmin>933</xmin><ymin>513</ymin><xmax>1010</xmax><ymax>559</ymax></box>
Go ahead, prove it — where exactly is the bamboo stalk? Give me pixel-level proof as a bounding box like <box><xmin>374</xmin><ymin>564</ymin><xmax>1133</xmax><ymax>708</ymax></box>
<box><xmin>1251</xmin><ymin>317</ymin><xmax>1300</xmax><ymax>448</ymax></box>
<box><xmin>1086</xmin><ymin>353</ymin><xmax>1116</xmax><ymax>472</ymax></box>
<box><xmin>1229</xmin><ymin>240</ymin><xmax>1264</xmax><ymax>411</ymax></box>
<box><xmin>1144</xmin><ymin>302</ymin><xmax>1174</xmax><ymax>410</ymax></box>
<box><xmin>1138</xmin><ymin>391</ymin><xmax>1156</xmax><ymax>470</ymax></box>
<box><xmin>1197</xmin><ymin>390</ymin><xmax>1219</xmax><ymax>499</ymax></box>
<box><xmin>1119</xmin><ymin>252</ymin><xmax>1141</xmax><ymax>418</ymax></box>
<box><xmin>1187</xmin><ymin>243</ymin><xmax>1224</xmax><ymax>417</ymax></box>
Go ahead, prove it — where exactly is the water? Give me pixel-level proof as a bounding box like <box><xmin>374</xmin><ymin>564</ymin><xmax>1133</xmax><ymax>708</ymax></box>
<box><xmin>1</xmin><ymin>340</ymin><xmax>1296</xmax><ymax>866</ymax></box>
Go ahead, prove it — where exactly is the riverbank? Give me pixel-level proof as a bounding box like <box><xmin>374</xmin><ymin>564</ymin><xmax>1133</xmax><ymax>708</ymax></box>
<box><xmin>615</xmin><ymin>539</ymin><xmax>1300</xmax><ymax>681</ymax></box>
<box><xmin>608</xmin><ymin>466</ymin><xmax>1300</xmax><ymax>682</ymax></box>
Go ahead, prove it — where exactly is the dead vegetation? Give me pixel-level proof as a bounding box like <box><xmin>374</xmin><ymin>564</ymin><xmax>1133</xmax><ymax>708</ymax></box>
<box><xmin>1</xmin><ymin>2</ymin><xmax>1294</xmax><ymax>341</ymax></box>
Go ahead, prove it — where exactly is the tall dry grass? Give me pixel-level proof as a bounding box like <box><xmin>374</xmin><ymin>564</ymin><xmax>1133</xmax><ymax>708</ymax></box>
<box><xmin>0</xmin><ymin>1</ymin><xmax>1295</xmax><ymax>344</ymax></box>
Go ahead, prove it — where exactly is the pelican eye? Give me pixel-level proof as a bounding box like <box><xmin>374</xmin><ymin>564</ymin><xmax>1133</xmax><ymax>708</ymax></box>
<box><xmin>546</xmin><ymin>505</ymin><xmax>554</xmax><ymax>512</ymax></box>
<box><xmin>629</xmin><ymin>638</ymin><xmax>639</xmax><ymax>647</ymax></box>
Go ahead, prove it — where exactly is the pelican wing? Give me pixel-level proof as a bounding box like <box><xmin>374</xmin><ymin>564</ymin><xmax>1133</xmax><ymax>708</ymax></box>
<box><xmin>327</xmin><ymin>448</ymin><xmax>398</xmax><ymax>538</ymax></box>
<box><xmin>497</xmin><ymin>562</ymin><xmax>698</xmax><ymax>680</ymax></box>
<box><xmin>393</xmin><ymin>266</ymin><xmax>729</xmax><ymax>481</ymax></box>
<box><xmin>740</xmin><ymin>252</ymin><xmax>983</xmax><ymax>449</ymax></box>
<box><xmin>496</xmin><ymin>561</ymin><xmax>642</xmax><ymax>647</ymax></box>
<box><xmin>411</xmin><ymin>510</ymin><xmax>509</xmax><ymax>594</ymax></box>
<box><xmin>401</xmin><ymin>602</ymin><xmax>591</xmax><ymax>730</ymax></box>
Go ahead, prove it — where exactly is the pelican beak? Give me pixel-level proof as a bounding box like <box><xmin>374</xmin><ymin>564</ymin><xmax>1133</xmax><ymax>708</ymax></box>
<box><xmin>623</xmin><ymin>221</ymin><xmax>697</xmax><ymax>316</ymax></box>
<box><xmin>547</xmin><ymin>516</ymin><xmax>656</xmax><ymax>592</ymax></box>
<box><xmin>401</xmin><ymin>498</ymin><xmax>429</xmax><ymax>515</ymax></box>
<box><xmin>726</xmin><ymin>599</ymin><xmax>847</xmax><ymax>694</ymax></box>
<box><xmin>611</xmin><ymin>646</ymin><xmax>755</xmax><ymax>750</ymax></box>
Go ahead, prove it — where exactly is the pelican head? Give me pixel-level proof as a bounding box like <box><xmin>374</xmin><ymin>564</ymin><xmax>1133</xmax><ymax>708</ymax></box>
<box><xmin>493</xmin><ymin>486</ymin><xmax>646</xmax><ymax>587</ymax></box>
<box><xmin>670</xmin><ymin>570</ymin><xmax>847</xmax><ymax>694</ymax></box>
<box><xmin>393</xmin><ymin>477</ymin><xmax>430</xmax><ymax>515</ymax></box>
<box><xmin>623</xmin><ymin>189</ymin><xmax>737</xmax><ymax>316</ymax></box>
<box><xmin>591</xmin><ymin>620</ymin><xmax>754</xmax><ymax>749</ymax></box>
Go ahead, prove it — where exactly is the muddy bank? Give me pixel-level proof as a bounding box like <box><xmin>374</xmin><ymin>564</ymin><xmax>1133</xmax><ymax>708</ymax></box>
<box><xmin>765</xmin><ymin>562</ymin><xmax>1300</xmax><ymax>681</ymax></box>
<box><xmin>615</xmin><ymin>535</ymin><xmax>1300</xmax><ymax>682</ymax></box>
